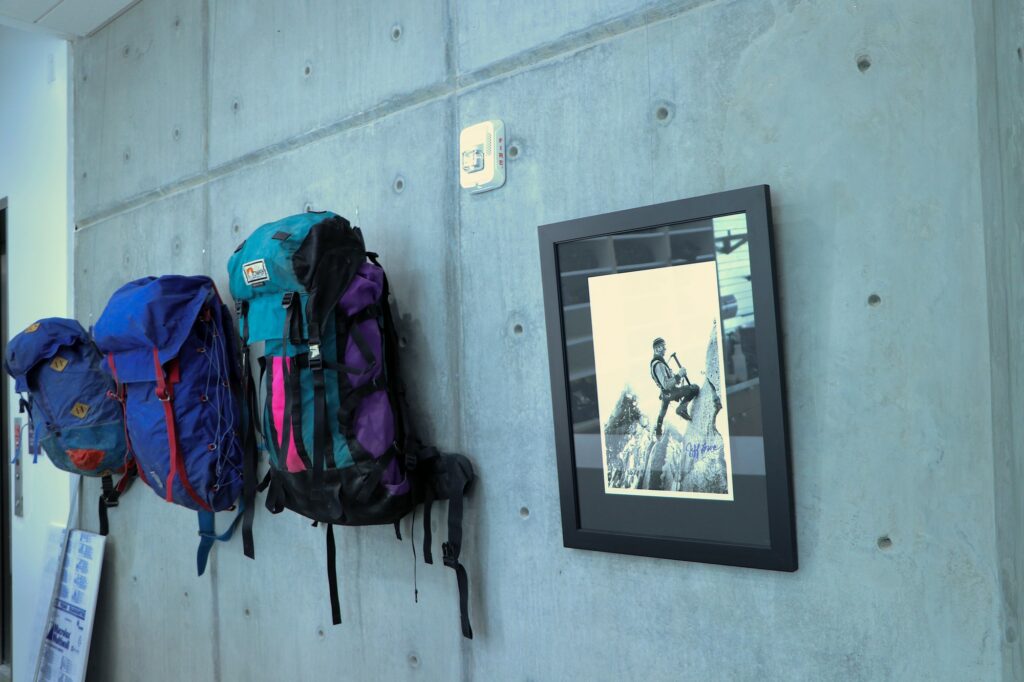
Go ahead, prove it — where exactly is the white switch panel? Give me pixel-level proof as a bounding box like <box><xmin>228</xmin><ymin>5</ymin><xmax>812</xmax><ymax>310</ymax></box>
<box><xmin>459</xmin><ymin>119</ymin><xmax>506</xmax><ymax>193</ymax></box>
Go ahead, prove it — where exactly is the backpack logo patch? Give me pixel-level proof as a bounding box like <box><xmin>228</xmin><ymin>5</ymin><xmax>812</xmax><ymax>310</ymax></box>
<box><xmin>70</xmin><ymin>402</ymin><xmax>90</xmax><ymax>419</ymax></box>
<box><xmin>242</xmin><ymin>259</ymin><xmax>270</xmax><ymax>286</ymax></box>
<box><xmin>25</xmin><ymin>323</ymin><xmax>40</xmax><ymax>333</ymax></box>
<box><xmin>49</xmin><ymin>357</ymin><xmax>69</xmax><ymax>372</ymax></box>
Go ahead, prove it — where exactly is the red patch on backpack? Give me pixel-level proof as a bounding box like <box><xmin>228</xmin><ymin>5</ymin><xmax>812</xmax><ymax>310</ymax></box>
<box><xmin>67</xmin><ymin>449</ymin><xmax>105</xmax><ymax>471</ymax></box>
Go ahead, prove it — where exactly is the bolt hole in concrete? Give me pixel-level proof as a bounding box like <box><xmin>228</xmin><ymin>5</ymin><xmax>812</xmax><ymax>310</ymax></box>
<box><xmin>653</xmin><ymin>101</ymin><xmax>674</xmax><ymax>124</ymax></box>
<box><xmin>233</xmin><ymin>223</ymin><xmax>241</xmax><ymax>234</ymax></box>
<box><xmin>244</xmin><ymin>608</ymin><xmax>251</xmax><ymax>617</ymax></box>
<box><xmin>868</xmin><ymin>293</ymin><xmax>881</xmax><ymax>307</ymax></box>
<box><xmin>232</xmin><ymin>99</ymin><xmax>241</xmax><ymax>113</ymax></box>
<box><xmin>513</xmin><ymin>323</ymin><xmax>523</xmax><ymax>335</ymax></box>
<box><xmin>391</xmin><ymin>24</ymin><xmax>403</xmax><ymax>41</ymax></box>
<box><xmin>507</xmin><ymin>142</ymin><xmax>521</xmax><ymax>159</ymax></box>
<box><xmin>1018</xmin><ymin>47</ymin><xmax>1023</xmax><ymax>62</ymax></box>
<box><xmin>122</xmin><ymin>45</ymin><xmax>130</xmax><ymax>57</ymax></box>
<box><xmin>304</xmin><ymin>63</ymin><xmax>312</xmax><ymax>77</ymax></box>
<box><xmin>519</xmin><ymin>506</ymin><xmax>530</xmax><ymax>519</ymax></box>
<box><xmin>173</xmin><ymin>128</ymin><xmax>181</xmax><ymax>141</ymax></box>
<box><xmin>317</xmin><ymin>628</ymin><xmax>325</xmax><ymax>639</ymax></box>
<box><xmin>408</xmin><ymin>654</ymin><xmax>420</xmax><ymax>668</ymax></box>
<box><xmin>81</xmin><ymin>172</ymin><xmax>87</xmax><ymax>180</ymax></box>
<box><xmin>877</xmin><ymin>535</ymin><xmax>892</xmax><ymax>550</ymax></box>
<box><xmin>857</xmin><ymin>54</ymin><xmax>872</xmax><ymax>72</ymax></box>
<box><xmin>174</xmin><ymin>16</ymin><xmax>180</xmax><ymax>28</ymax></box>
<box><xmin>393</xmin><ymin>176</ymin><xmax>405</xmax><ymax>193</ymax></box>
<box><xmin>123</xmin><ymin>149</ymin><xmax>131</xmax><ymax>162</ymax></box>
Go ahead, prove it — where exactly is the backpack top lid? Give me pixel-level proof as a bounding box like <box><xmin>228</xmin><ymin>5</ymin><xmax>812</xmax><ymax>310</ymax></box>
<box><xmin>93</xmin><ymin>275</ymin><xmax>217</xmax><ymax>383</ymax></box>
<box><xmin>5</xmin><ymin>318</ymin><xmax>90</xmax><ymax>392</ymax></box>
<box><xmin>228</xmin><ymin>211</ymin><xmax>366</xmax><ymax>343</ymax></box>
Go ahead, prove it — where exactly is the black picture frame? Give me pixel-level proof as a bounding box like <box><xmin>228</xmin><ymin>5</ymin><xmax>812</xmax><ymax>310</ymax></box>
<box><xmin>538</xmin><ymin>185</ymin><xmax>796</xmax><ymax>571</ymax></box>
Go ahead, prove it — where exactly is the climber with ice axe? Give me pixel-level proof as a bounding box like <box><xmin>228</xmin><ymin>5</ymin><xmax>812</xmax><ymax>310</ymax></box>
<box><xmin>650</xmin><ymin>337</ymin><xmax>700</xmax><ymax>437</ymax></box>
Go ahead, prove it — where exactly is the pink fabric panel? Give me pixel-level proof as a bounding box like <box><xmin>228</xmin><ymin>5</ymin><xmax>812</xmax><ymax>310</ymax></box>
<box><xmin>271</xmin><ymin>356</ymin><xmax>305</xmax><ymax>472</ymax></box>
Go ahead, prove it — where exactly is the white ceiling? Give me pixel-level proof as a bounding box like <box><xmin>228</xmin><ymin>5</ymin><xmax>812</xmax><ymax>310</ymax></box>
<box><xmin>0</xmin><ymin>0</ymin><xmax>138</xmax><ymax>38</ymax></box>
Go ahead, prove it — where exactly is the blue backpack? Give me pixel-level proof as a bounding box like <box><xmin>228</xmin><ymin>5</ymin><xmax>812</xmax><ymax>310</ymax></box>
<box><xmin>228</xmin><ymin>211</ymin><xmax>475</xmax><ymax>638</ymax></box>
<box><xmin>3</xmin><ymin>318</ymin><xmax>133</xmax><ymax>534</ymax></box>
<box><xmin>93</xmin><ymin>276</ymin><xmax>253</xmax><ymax>574</ymax></box>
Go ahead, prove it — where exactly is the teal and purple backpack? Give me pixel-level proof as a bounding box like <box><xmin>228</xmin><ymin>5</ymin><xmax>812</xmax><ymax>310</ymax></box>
<box><xmin>93</xmin><ymin>275</ymin><xmax>252</xmax><ymax>574</ymax></box>
<box><xmin>229</xmin><ymin>211</ymin><xmax>475</xmax><ymax>638</ymax></box>
<box><xmin>4</xmin><ymin>317</ymin><xmax>134</xmax><ymax>534</ymax></box>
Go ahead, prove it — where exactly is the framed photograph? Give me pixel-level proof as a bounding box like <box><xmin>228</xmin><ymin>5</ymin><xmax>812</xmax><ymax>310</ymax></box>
<box><xmin>538</xmin><ymin>185</ymin><xmax>796</xmax><ymax>571</ymax></box>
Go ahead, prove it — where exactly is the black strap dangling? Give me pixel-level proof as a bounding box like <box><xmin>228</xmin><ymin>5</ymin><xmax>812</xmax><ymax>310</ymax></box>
<box><xmin>326</xmin><ymin>524</ymin><xmax>341</xmax><ymax>625</ymax></box>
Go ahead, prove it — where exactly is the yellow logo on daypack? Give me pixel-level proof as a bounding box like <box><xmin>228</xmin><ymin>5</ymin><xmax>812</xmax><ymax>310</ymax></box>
<box><xmin>49</xmin><ymin>357</ymin><xmax>69</xmax><ymax>372</ymax></box>
<box><xmin>25</xmin><ymin>323</ymin><xmax>40</xmax><ymax>333</ymax></box>
<box><xmin>70</xmin><ymin>403</ymin><xmax>90</xmax><ymax>419</ymax></box>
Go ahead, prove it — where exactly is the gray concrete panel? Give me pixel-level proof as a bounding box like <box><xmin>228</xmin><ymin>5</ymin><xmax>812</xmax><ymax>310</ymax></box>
<box><xmin>82</xmin><ymin>484</ymin><xmax>221</xmax><ymax>682</ymax></box>
<box><xmin>976</xmin><ymin>0</ymin><xmax>1024</xmax><ymax>676</ymax></box>
<box><xmin>74</xmin><ymin>0</ymin><xmax>207</xmax><ymax>220</ymax></box>
<box><xmin>74</xmin><ymin>188</ymin><xmax>208</xmax><ymax>326</ymax></box>
<box><xmin>207</xmin><ymin>0</ymin><xmax>449</xmax><ymax>167</ymax></box>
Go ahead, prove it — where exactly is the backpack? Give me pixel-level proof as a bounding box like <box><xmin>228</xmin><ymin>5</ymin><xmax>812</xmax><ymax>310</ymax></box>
<box><xmin>92</xmin><ymin>275</ymin><xmax>252</xmax><ymax>575</ymax></box>
<box><xmin>228</xmin><ymin>211</ymin><xmax>475</xmax><ymax>638</ymax></box>
<box><xmin>3</xmin><ymin>318</ymin><xmax>134</xmax><ymax>534</ymax></box>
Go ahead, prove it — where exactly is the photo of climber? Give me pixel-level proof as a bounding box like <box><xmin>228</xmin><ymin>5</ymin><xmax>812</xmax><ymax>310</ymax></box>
<box><xmin>589</xmin><ymin>261</ymin><xmax>734</xmax><ymax>500</ymax></box>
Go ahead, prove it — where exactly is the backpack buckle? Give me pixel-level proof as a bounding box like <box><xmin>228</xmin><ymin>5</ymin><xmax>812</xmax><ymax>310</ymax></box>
<box><xmin>281</xmin><ymin>292</ymin><xmax>296</xmax><ymax>308</ymax></box>
<box><xmin>308</xmin><ymin>344</ymin><xmax>323</xmax><ymax>371</ymax></box>
<box><xmin>442</xmin><ymin>542</ymin><xmax>458</xmax><ymax>568</ymax></box>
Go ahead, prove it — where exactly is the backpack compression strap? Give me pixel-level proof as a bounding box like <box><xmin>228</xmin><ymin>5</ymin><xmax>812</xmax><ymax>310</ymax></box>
<box><xmin>196</xmin><ymin>506</ymin><xmax>244</xmax><ymax>576</ymax></box>
<box><xmin>151</xmin><ymin>349</ymin><xmax>211</xmax><ymax>511</ymax></box>
<box><xmin>97</xmin><ymin>462</ymin><xmax>136</xmax><ymax>536</ymax></box>
<box><xmin>326</xmin><ymin>523</ymin><xmax>341</xmax><ymax>624</ymax></box>
<box><xmin>299</xmin><ymin>293</ymin><xmax>334</xmax><ymax>499</ymax></box>
<box><xmin>236</xmin><ymin>301</ymin><xmax>258</xmax><ymax>561</ymax></box>
<box><xmin>419</xmin><ymin>447</ymin><xmax>475</xmax><ymax>639</ymax></box>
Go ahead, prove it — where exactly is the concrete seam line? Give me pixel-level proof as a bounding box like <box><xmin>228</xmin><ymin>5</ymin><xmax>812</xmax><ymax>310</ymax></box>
<box><xmin>75</xmin><ymin>81</ymin><xmax>454</xmax><ymax>231</ymax></box>
<box><xmin>75</xmin><ymin>0</ymin><xmax>721</xmax><ymax>229</ymax></box>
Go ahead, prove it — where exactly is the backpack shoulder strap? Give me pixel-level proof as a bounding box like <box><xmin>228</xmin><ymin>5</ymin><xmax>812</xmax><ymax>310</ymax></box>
<box><xmin>235</xmin><ymin>300</ymin><xmax>258</xmax><ymax>562</ymax></box>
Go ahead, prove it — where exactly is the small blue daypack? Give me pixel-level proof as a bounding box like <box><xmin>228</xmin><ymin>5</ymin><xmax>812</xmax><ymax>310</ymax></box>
<box><xmin>4</xmin><ymin>317</ymin><xmax>133</xmax><ymax>534</ymax></box>
<box><xmin>93</xmin><ymin>275</ymin><xmax>253</xmax><ymax>574</ymax></box>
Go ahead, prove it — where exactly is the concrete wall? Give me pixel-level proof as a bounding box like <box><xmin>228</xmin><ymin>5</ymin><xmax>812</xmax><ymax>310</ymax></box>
<box><xmin>71</xmin><ymin>1</ymin><xmax>1019</xmax><ymax>679</ymax></box>
<box><xmin>0</xmin><ymin>25</ymin><xmax>72</xmax><ymax>682</ymax></box>
<box><xmin>975</xmin><ymin>0</ymin><xmax>1024</xmax><ymax>677</ymax></box>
